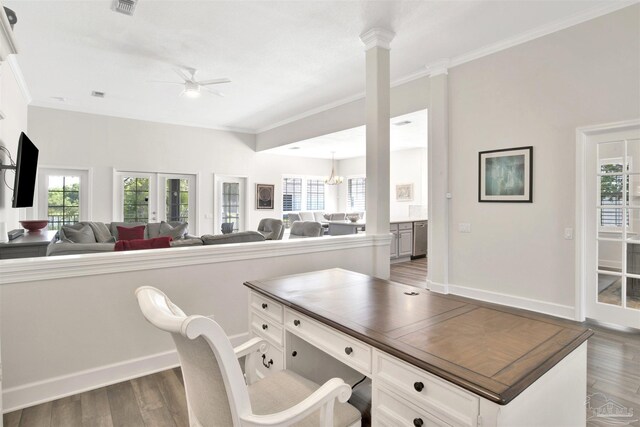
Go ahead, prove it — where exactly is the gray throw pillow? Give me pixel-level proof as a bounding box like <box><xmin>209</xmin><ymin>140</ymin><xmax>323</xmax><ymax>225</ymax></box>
<box><xmin>61</xmin><ymin>224</ymin><xmax>97</xmax><ymax>243</ymax></box>
<box><xmin>159</xmin><ymin>221</ymin><xmax>188</xmax><ymax>240</ymax></box>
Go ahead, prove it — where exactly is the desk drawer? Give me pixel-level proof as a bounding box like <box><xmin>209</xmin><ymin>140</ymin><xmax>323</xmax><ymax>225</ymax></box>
<box><xmin>373</xmin><ymin>385</ymin><xmax>451</xmax><ymax>427</ymax></box>
<box><xmin>374</xmin><ymin>350</ymin><xmax>478</xmax><ymax>427</ymax></box>
<box><xmin>398</xmin><ymin>222</ymin><xmax>413</xmax><ymax>231</ymax></box>
<box><xmin>285</xmin><ymin>309</ymin><xmax>371</xmax><ymax>375</ymax></box>
<box><xmin>250</xmin><ymin>292</ymin><xmax>283</xmax><ymax>324</ymax></box>
<box><xmin>250</xmin><ymin>311</ymin><xmax>283</xmax><ymax>347</ymax></box>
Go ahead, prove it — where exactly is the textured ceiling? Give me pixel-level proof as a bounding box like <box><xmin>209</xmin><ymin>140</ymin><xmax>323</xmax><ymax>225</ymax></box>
<box><xmin>6</xmin><ymin>0</ymin><xmax>624</xmax><ymax>132</ymax></box>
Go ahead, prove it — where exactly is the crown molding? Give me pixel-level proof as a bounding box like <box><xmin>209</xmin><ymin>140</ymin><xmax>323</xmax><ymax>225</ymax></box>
<box><xmin>359</xmin><ymin>28</ymin><xmax>396</xmax><ymax>50</ymax></box>
<box><xmin>0</xmin><ymin>4</ymin><xmax>18</xmax><ymax>60</ymax></box>
<box><xmin>7</xmin><ymin>55</ymin><xmax>32</xmax><ymax>103</ymax></box>
<box><xmin>29</xmin><ymin>100</ymin><xmax>255</xmax><ymax>135</ymax></box>
<box><xmin>446</xmin><ymin>0</ymin><xmax>638</xmax><ymax>69</ymax></box>
<box><xmin>425</xmin><ymin>59</ymin><xmax>450</xmax><ymax>77</ymax></box>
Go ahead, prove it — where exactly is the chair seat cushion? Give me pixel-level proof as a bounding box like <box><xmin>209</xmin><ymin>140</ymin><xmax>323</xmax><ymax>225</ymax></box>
<box><xmin>248</xmin><ymin>370</ymin><xmax>361</xmax><ymax>427</ymax></box>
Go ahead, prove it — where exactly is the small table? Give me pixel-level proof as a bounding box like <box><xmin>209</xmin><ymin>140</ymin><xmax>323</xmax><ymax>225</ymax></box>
<box><xmin>0</xmin><ymin>230</ymin><xmax>57</xmax><ymax>259</ymax></box>
<box><xmin>327</xmin><ymin>220</ymin><xmax>365</xmax><ymax>236</ymax></box>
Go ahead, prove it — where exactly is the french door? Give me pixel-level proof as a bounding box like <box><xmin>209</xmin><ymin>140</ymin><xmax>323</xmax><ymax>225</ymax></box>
<box><xmin>117</xmin><ymin>172</ymin><xmax>196</xmax><ymax>230</ymax></box>
<box><xmin>584</xmin><ymin>123</ymin><xmax>640</xmax><ymax>328</ymax></box>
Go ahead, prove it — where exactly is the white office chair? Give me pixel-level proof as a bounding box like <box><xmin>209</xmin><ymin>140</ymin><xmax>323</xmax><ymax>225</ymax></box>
<box><xmin>135</xmin><ymin>286</ymin><xmax>361</xmax><ymax>427</ymax></box>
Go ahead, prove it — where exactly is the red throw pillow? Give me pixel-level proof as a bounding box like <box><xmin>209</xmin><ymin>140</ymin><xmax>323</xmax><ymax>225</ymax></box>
<box><xmin>117</xmin><ymin>225</ymin><xmax>145</xmax><ymax>241</ymax></box>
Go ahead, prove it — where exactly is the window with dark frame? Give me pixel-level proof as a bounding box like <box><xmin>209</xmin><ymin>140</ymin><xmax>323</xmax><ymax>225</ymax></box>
<box><xmin>306</xmin><ymin>179</ymin><xmax>325</xmax><ymax>211</ymax></box>
<box><xmin>347</xmin><ymin>177</ymin><xmax>366</xmax><ymax>212</ymax></box>
<box><xmin>222</xmin><ymin>182</ymin><xmax>240</xmax><ymax>232</ymax></box>
<box><xmin>47</xmin><ymin>175</ymin><xmax>80</xmax><ymax>231</ymax></box>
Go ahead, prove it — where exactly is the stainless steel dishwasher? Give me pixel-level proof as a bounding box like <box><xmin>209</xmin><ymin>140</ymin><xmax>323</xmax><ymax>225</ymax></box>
<box><xmin>412</xmin><ymin>221</ymin><xmax>428</xmax><ymax>258</ymax></box>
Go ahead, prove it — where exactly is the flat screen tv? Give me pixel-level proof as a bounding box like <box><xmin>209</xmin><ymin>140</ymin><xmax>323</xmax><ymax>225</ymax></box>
<box><xmin>12</xmin><ymin>132</ymin><xmax>39</xmax><ymax>208</ymax></box>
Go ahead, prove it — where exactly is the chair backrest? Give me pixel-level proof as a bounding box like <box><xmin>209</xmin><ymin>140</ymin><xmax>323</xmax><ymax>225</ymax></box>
<box><xmin>289</xmin><ymin>221</ymin><xmax>323</xmax><ymax>238</ymax></box>
<box><xmin>257</xmin><ymin>218</ymin><xmax>284</xmax><ymax>240</ymax></box>
<box><xmin>330</xmin><ymin>213</ymin><xmax>346</xmax><ymax>221</ymax></box>
<box><xmin>135</xmin><ymin>287</ymin><xmax>251</xmax><ymax>426</ymax></box>
<box><xmin>299</xmin><ymin>212</ymin><xmax>315</xmax><ymax>221</ymax></box>
<box><xmin>287</xmin><ymin>213</ymin><xmax>301</xmax><ymax>223</ymax></box>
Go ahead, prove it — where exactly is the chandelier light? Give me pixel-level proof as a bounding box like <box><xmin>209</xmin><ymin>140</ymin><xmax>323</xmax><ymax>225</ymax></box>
<box><xmin>325</xmin><ymin>152</ymin><xmax>344</xmax><ymax>185</ymax></box>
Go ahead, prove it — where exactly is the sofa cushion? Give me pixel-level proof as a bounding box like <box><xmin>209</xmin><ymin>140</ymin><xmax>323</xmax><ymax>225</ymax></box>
<box><xmin>117</xmin><ymin>225</ymin><xmax>146</xmax><ymax>241</ymax></box>
<box><xmin>47</xmin><ymin>242</ymin><xmax>115</xmax><ymax>256</ymax></box>
<box><xmin>111</xmin><ymin>222</ymin><xmax>146</xmax><ymax>240</ymax></box>
<box><xmin>170</xmin><ymin>238</ymin><xmax>204</xmax><ymax>247</ymax></box>
<box><xmin>80</xmin><ymin>222</ymin><xmax>114</xmax><ymax>243</ymax></box>
<box><xmin>158</xmin><ymin>221</ymin><xmax>189</xmax><ymax>240</ymax></box>
<box><xmin>61</xmin><ymin>224</ymin><xmax>97</xmax><ymax>243</ymax></box>
<box><xmin>201</xmin><ymin>231</ymin><xmax>265</xmax><ymax>245</ymax></box>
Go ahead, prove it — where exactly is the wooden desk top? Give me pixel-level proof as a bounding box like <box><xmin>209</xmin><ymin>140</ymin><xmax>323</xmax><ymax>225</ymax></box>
<box><xmin>244</xmin><ymin>268</ymin><xmax>592</xmax><ymax>405</ymax></box>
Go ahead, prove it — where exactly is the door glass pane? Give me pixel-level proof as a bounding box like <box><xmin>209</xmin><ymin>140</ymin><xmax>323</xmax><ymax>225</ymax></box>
<box><xmin>598</xmin><ymin>240</ymin><xmax>622</xmax><ymax>272</ymax></box>
<box><xmin>166</xmin><ymin>178</ymin><xmax>189</xmax><ymax>223</ymax></box>
<box><xmin>123</xmin><ymin>177</ymin><xmax>149</xmax><ymax>223</ymax></box>
<box><xmin>598</xmin><ymin>141</ymin><xmax>624</xmax><ymax>168</ymax></box>
<box><xmin>598</xmin><ymin>207</ymin><xmax>624</xmax><ymax>232</ymax></box>
<box><xmin>222</xmin><ymin>182</ymin><xmax>240</xmax><ymax>232</ymax></box>
<box><xmin>626</xmin><ymin>277</ymin><xmax>640</xmax><ymax>310</ymax></box>
<box><xmin>598</xmin><ymin>273</ymin><xmax>622</xmax><ymax>306</ymax></box>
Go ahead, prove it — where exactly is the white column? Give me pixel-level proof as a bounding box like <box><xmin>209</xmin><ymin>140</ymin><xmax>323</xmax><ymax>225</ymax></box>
<box><xmin>426</xmin><ymin>60</ymin><xmax>450</xmax><ymax>293</ymax></box>
<box><xmin>360</xmin><ymin>28</ymin><xmax>394</xmax><ymax>237</ymax></box>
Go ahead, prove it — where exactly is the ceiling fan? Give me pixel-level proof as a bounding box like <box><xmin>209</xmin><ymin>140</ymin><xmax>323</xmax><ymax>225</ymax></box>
<box><xmin>149</xmin><ymin>68</ymin><xmax>231</xmax><ymax>98</ymax></box>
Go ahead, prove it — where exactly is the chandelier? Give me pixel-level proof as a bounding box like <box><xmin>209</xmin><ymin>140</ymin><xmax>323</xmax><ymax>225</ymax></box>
<box><xmin>324</xmin><ymin>152</ymin><xmax>344</xmax><ymax>185</ymax></box>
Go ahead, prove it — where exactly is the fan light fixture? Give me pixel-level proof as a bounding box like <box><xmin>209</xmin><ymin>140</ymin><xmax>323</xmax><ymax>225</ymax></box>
<box><xmin>181</xmin><ymin>82</ymin><xmax>201</xmax><ymax>98</ymax></box>
<box><xmin>324</xmin><ymin>152</ymin><xmax>344</xmax><ymax>185</ymax></box>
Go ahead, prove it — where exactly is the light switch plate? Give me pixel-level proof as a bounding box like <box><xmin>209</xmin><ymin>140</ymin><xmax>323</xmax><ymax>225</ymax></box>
<box><xmin>564</xmin><ymin>228</ymin><xmax>574</xmax><ymax>240</ymax></box>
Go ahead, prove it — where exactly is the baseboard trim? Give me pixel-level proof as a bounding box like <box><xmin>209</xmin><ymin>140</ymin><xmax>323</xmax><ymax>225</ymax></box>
<box><xmin>2</xmin><ymin>332</ymin><xmax>249</xmax><ymax>413</ymax></box>
<box><xmin>427</xmin><ymin>279</ymin><xmax>449</xmax><ymax>294</ymax></box>
<box><xmin>447</xmin><ymin>283</ymin><xmax>576</xmax><ymax>320</ymax></box>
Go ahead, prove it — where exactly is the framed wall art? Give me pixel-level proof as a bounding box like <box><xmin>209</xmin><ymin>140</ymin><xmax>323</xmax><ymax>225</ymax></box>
<box><xmin>479</xmin><ymin>146</ymin><xmax>533</xmax><ymax>203</ymax></box>
<box><xmin>396</xmin><ymin>183</ymin><xmax>414</xmax><ymax>202</ymax></box>
<box><xmin>256</xmin><ymin>184</ymin><xmax>274</xmax><ymax>209</ymax></box>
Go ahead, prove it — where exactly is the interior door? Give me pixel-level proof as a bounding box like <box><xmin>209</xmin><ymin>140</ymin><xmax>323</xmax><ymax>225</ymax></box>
<box><xmin>586</xmin><ymin>126</ymin><xmax>640</xmax><ymax>328</ymax></box>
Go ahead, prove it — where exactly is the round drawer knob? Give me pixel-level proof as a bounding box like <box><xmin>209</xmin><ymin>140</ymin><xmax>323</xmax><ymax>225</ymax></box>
<box><xmin>293</xmin><ymin>319</ymin><xmax>301</xmax><ymax>326</ymax></box>
<box><xmin>413</xmin><ymin>418</ymin><xmax>424</xmax><ymax>427</ymax></box>
<box><xmin>262</xmin><ymin>324</ymin><xmax>268</xmax><ymax>330</ymax></box>
<box><xmin>261</xmin><ymin>303</ymin><xmax>268</xmax><ymax>309</ymax></box>
<box><xmin>344</xmin><ymin>346</ymin><xmax>353</xmax><ymax>355</ymax></box>
<box><xmin>413</xmin><ymin>381</ymin><xmax>424</xmax><ymax>392</ymax></box>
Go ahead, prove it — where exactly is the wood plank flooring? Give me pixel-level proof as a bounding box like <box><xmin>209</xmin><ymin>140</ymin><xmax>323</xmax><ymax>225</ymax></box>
<box><xmin>5</xmin><ymin>259</ymin><xmax>639</xmax><ymax>426</ymax></box>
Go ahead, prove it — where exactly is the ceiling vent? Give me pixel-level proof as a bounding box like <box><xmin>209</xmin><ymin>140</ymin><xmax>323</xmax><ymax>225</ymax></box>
<box><xmin>111</xmin><ymin>0</ymin><xmax>138</xmax><ymax>16</ymax></box>
<box><xmin>91</xmin><ymin>91</ymin><xmax>105</xmax><ymax>98</ymax></box>
<box><xmin>393</xmin><ymin>120</ymin><xmax>412</xmax><ymax>127</ymax></box>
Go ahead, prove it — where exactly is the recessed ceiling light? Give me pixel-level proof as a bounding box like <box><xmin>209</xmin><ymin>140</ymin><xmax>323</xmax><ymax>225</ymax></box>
<box><xmin>91</xmin><ymin>91</ymin><xmax>105</xmax><ymax>98</ymax></box>
<box><xmin>393</xmin><ymin>120</ymin><xmax>412</xmax><ymax>126</ymax></box>
<box><xmin>289</xmin><ymin>147</ymin><xmax>300</xmax><ymax>150</ymax></box>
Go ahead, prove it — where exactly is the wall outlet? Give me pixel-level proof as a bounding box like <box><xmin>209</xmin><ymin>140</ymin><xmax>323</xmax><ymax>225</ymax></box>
<box><xmin>458</xmin><ymin>223</ymin><xmax>471</xmax><ymax>233</ymax></box>
<box><xmin>564</xmin><ymin>228</ymin><xmax>574</xmax><ymax>240</ymax></box>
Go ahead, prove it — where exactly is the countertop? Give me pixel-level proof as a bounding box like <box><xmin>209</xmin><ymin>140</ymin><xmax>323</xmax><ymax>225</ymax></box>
<box><xmin>245</xmin><ymin>268</ymin><xmax>592</xmax><ymax>405</ymax></box>
<box><xmin>390</xmin><ymin>218</ymin><xmax>428</xmax><ymax>224</ymax></box>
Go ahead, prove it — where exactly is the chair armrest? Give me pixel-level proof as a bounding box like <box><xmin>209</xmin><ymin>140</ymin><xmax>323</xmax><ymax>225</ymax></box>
<box><xmin>240</xmin><ymin>378</ymin><xmax>352</xmax><ymax>427</ymax></box>
<box><xmin>234</xmin><ymin>337</ymin><xmax>268</xmax><ymax>359</ymax></box>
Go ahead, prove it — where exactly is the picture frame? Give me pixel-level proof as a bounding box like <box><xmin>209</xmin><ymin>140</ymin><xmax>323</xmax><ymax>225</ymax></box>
<box><xmin>479</xmin><ymin>146</ymin><xmax>533</xmax><ymax>202</ymax></box>
<box><xmin>396</xmin><ymin>183</ymin><xmax>414</xmax><ymax>202</ymax></box>
<box><xmin>256</xmin><ymin>184</ymin><xmax>274</xmax><ymax>209</ymax></box>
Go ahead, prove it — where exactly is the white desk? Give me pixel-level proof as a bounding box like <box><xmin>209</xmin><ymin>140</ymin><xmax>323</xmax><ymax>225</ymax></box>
<box><xmin>244</xmin><ymin>269</ymin><xmax>591</xmax><ymax>426</ymax></box>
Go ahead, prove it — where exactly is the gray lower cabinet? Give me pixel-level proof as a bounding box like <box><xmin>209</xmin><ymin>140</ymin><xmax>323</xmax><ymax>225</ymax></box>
<box><xmin>390</xmin><ymin>222</ymin><xmax>413</xmax><ymax>259</ymax></box>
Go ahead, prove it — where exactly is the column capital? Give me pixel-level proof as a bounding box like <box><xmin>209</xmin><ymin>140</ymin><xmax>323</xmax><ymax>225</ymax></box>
<box><xmin>359</xmin><ymin>28</ymin><xmax>395</xmax><ymax>51</ymax></box>
<box><xmin>425</xmin><ymin>59</ymin><xmax>450</xmax><ymax>77</ymax></box>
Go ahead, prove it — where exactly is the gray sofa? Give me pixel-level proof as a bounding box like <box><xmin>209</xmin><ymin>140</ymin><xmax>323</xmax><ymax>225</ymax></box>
<box><xmin>47</xmin><ymin>221</ymin><xmax>203</xmax><ymax>256</ymax></box>
<box><xmin>201</xmin><ymin>231</ymin><xmax>266</xmax><ymax>245</ymax></box>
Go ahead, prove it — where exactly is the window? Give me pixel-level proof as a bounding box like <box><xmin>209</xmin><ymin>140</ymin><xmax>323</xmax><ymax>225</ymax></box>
<box><xmin>222</xmin><ymin>182</ymin><xmax>240</xmax><ymax>232</ymax></box>
<box><xmin>347</xmin><ymin>177</ymin><xmax>366</xmax><ymax>212</ymax></box>
<box><xmin>166</xmin><ymin>178</ymin><xmax>189</xmax><ymax>222</ymax></box>
<box><xmin>123</xmin><ymin>176</ymin><xmax>150</xmax><ymax>223</ymax></box>
<box><xmin>47</xmin><ymin>176</ymin><xmax>80</xmax><ymax>231</ymax></box>
<box><xmin>38</xmin><ymin>168</ymin><xmax>89</xmax><ymax>231</ymax></box>
<box><xmin>306</xmin><ymin>179</ymin><xmax>325</xmax><ymax>211</ymax></box>
<box><xmin>282</xmin><ymin>178</ymin><xmax>302</xmax><ymax>212</ymax></box>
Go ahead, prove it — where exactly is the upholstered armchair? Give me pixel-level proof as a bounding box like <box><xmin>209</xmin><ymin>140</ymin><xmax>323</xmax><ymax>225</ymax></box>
<box><xmin>257</xmin><ymin>218</ymin><xmax>284</xmax><ymax>240</ymax></box>
<box><xmin>288</xmin><ymin>221</ymin><xmax>324</xmax><ymax>238</ymax></box>
<box><xmin>135</xmin><ymin>287</ymin><xmax>360</xmax><ymax>427</ymax></box>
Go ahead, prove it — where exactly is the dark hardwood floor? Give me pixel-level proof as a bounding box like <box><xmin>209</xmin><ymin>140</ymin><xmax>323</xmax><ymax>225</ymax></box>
<box><xmin>4</xmin><ymin>258</ymin><xmax>639</xmax><ymax>426</ymax></box>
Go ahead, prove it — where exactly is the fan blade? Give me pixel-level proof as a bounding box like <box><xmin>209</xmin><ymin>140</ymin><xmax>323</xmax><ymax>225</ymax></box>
<box><xmin>202</xmin><ymin>87</ymin><xmax>225</xmax><ymax>97</ymax></box>
<box><xmin>197</xmin><ymin>78</ymin><xmax>231</xmax><ymax>86</ymax></box>
<box><xmin>147</xmin><ymin>80</ymin><xmax>184</xmax><ymax>85</ymax></box>
<box><xmin>174</xmin><ymin>69</ymin><xmax>191</xmax><ymax>82</ymax></box>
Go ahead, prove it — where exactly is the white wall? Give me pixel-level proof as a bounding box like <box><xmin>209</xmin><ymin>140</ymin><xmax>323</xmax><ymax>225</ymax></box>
<box><xmin>0</xmin><ymin>235</ymin><xmax>389</xmax><ymax>411</ymax></box>
<box><xmin>447</xmin><ymin>5</ymin><xmax>640</xmax><ymax>309</ymax></box>
<box><xmin>26</xmin><ymin>107</ymin><xmax>337</xmax><ymax>235</ymax></box>
<box><xmin>336</xmin><ymin>147</ymin><xmax>428</xmax><ymax>219</ymax></box>
<box><xmin>0</xmin><ymin>59</ymin><xmax>29</xmax><ymax>231</ymax></box>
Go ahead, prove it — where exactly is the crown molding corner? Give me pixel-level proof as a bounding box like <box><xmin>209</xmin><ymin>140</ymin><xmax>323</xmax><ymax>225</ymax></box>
<box><xmin>7</xmin><ymin>55</ymin><xmax>32</xmax><ymax>104</ymax></box>
<box><xmin>359</xmin><ymin>28</ymin><xmax>396</xmax><ymax>51</ymax></box>
<box><xmin>425</xmin><ymin>59</ymin><xmax>451</xmax><ymax>77</ymax></box>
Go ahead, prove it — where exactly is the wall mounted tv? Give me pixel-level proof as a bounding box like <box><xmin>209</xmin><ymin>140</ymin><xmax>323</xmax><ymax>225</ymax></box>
<box><xmin>12</xmin><ymin>132</ymin><xmax>39</xmax><ymax>208</ymax></box>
